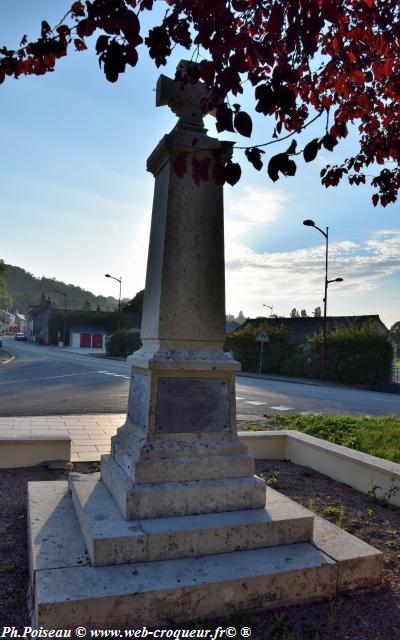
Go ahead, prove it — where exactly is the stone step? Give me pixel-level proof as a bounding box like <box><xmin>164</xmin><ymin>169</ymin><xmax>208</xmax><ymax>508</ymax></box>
<box><xmin>32</xmin><ymin>503</ymin><xmax>336</xmax><ymax>629</ymax></box>
<box><xmin>34</xmin><ymin>544</ymin><xmax>336</xmax><ymax>628</ymax></box>
<box><xmin>266</xmin><ymin>488</ymin><xmax>383</xmax><ymax>592</ymax></box>
<box><xmin>101</xmin><ymin>454</ymin><xmax>266</xmax><ymax>519</ymax></box>
<box><xmin>70</xmin><ymin>473</ymin><xmax>314</xmax><ymax>566</ymax></box>
<box><xmin>312</xmin><ymin>515</ymin><xmax>383</xmax><ymax>591</ymax></box>
<box><xmin>134</xmin><ymin>452</ymin><xmax>255</xmax><ymax>483</ymax></box>
<box><xmin>28</xmin><ymin>481</ymin><xmax>383</xmax><ymax>629</ymax></box>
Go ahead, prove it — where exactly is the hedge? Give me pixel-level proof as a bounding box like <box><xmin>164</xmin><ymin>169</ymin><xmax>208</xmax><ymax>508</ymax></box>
<box><xmin>225</xmin><ymin>320</ymin><xmax>393</xmax><ymax>385</ymax></box>
<box><xmin>106</xmin><ymin>329</ymin><xmax>142</xmax><ymax>357</ymax></box>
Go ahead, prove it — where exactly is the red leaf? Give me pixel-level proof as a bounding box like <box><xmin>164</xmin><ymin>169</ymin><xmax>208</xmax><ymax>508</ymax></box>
<box><xmin>77</xmin><ymin>18</ymin><xmax>96</xmax><ymax>38</ymax></box>
<box><xmin>216</xmin><ymin>104</ymin><xmax>235</xmax><ymax>133</ymax></box>
<box><xmin>74</xmin><ymin>38</ymin><xmax>87</xmax><ymax>51</ymax></box>
<box><xmin>70</xmin><ymin>1</ymin><xmax>85</xmax><ymax>18</ymax></box>
<box><xmin>224</xmin><ymin>161</ymin><xmax>241</xmax><ymax>186</ymax></box>
<box><xmin>192</xmin><ymin>157</ymin><xmax>210</xmax><ymax>187</ymax></box>
<box><xmin>174</xmin><ymin>152</ymin><xmax>188</xmax><ymax>179</ymax></box>
<box><xmin>96</xmin><ymin>35</ymin><xmax>109</xmax><ymax>54</ymax></box>
<box><xmin>245</xmin><ymin>147</ymin><xmax>264</xmax><ymax>171</ymax></box>
<box><xmin>321</xmin><ymin>134</ymin><xmax>338</xmax><ymax>152</ymax></box>
<box><xmin>303</xmin><ymin>138</ymin><xmax>319</xmax><ymax>162</ymax></box>
<box><xmin>372</xmin><ymin>194</ymin><xmax>379</xmax><ymax>207</ymax></box>
<box><xmin>234</xmin><ymin>111</ymin><xmax>252</xmax><ymax>137</ymax></box>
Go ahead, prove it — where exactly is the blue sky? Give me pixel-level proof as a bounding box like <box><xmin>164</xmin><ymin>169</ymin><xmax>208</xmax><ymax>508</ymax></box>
<box><xmin>1</xmin><ymin>1</ymin><xmax>399</xmax><ymax>328</ymax></box>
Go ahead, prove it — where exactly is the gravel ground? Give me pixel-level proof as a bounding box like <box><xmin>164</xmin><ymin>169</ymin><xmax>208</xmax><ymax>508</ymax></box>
<box><xmin>0</xmin><ymin>460</ymin><xmax>399</xmax><ymax>639</ymax></box>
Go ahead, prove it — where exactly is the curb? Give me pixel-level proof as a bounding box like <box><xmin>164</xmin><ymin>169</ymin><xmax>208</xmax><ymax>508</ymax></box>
<box><xmin>0</xmin><ymin>349</ymin><xmax>16</xmax><ymax>366</ymax></box>
<box><xmin>236</xmin><ymin>370</ymin><xmax>330</xmax><ymax>388</ymax></box>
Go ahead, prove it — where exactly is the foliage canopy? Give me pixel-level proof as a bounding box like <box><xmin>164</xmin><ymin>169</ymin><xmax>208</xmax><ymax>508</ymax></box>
<box><xmin>1</xmin><ymin>1</ymin><xmax>399</xmax><ymax>204</ymax></box>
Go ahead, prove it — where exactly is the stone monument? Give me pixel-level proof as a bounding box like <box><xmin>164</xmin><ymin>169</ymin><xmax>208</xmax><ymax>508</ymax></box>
<box><xmin>28</xmin><ymin>61</ymin><xmax>382</xmax><ymax>629</ymax></box>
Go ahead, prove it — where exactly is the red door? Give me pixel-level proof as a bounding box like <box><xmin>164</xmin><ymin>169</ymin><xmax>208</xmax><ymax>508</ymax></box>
<box><xmin>80</xmin><ymin>333</ymin><xmax>91</xmax><ymax>347</ymax></box>
<box><xmin>92</xmin><ymin>334</ymin><xmax>103</xmax><ymax>348</ymax></box>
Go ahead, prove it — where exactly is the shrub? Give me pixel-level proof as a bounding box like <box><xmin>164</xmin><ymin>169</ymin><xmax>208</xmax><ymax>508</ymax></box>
<box><xmin>308</xmin><ymin>322</ymin><xmax>393</xmax><ymax>385</ymax></box>
<box><xmin>225</xmin><ymin>320</ymin><xmax>292</xmax><ymax>373</ymax></box>
<box><xmin>106</xmin><ymin>329</ymin><xmax>141</xmax><ymax>357</ymax></box>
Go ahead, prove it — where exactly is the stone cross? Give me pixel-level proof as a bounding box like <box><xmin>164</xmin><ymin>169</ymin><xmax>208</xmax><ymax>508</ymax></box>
<box><xmin>156</xmin><ymin>60</ymin><xmax>215</xmax><ymax>129</ymax></box>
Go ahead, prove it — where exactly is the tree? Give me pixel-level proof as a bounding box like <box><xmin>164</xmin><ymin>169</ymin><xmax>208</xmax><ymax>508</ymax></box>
<box><xmin>290</xmin><ymin>308</ymin><xmax>300</xmax><ymax>318</ymax></box>
<box><xmin>0</xmin><ymin>260</ymin><xmax>12</xmax><ymax>309</ymax></box>
<box><xmin>390</xmin><ymin>321</ymin><xmax>400</xmax><ymax>346</ymax></box>
<box><xmin>1</xmin><ymin>1</ymin><xmax>399</xmax><ymax>205</ymax></box>
<box><xmin>122</xmin><ymin>289</ymin><xmax>144</xmax><ymax>314</ymax></box>
<box><xmin>313</xmin><ymin>306</ymin><xmax>322</xmax><ymax>317</ymax></box>
<box><xmin>81</xmin><ymin>299</ymin><xmax>92</xmax><ymax>311</ymax></box>
<box><xmin>300</xmin><ymin>309</ymin><xmax>308</xmax><ymax>317</ymax></box>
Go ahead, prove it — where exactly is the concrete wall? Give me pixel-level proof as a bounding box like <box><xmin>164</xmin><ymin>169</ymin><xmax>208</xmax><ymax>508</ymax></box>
<box><xmin>0</xmin><ymin>433</ymin><xmax>71</xmax><ymax>468</ymax></box>
<box><xmin>239</xmin><ymin>430</ymin><xmax>400</xmax><ymax>508</ymax></box>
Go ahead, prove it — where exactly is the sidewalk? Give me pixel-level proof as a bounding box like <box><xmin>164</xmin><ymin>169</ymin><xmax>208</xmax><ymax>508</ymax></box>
<box><xmin>0</xmin><ymin>414</ymin><xmax>126</xmax><ymax>462</ymax></box>
<box><xmin>0</xmin><ymin>412</ymin><xmax>259</xmax><ymax>462</ymax></box>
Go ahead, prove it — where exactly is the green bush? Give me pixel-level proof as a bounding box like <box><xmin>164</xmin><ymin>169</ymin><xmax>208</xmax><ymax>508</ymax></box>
<box><xmin>226</xmin><ymin>319</ymin><xmax>393</xmax><ymax>385</ymax></box>
<box><xmin>106</xmin><ymin>329</ymin><xmax>142</xmax><ymax>357</ymax></box>
<box><xmin>308</xmin><ymin>322</ymin><xmax>393</xmax><ymax>385</ymax></box>
<box><xmin>225</xmin><ymin>320</ymin><xmax>292</xmax><ymax>373</ymax></box>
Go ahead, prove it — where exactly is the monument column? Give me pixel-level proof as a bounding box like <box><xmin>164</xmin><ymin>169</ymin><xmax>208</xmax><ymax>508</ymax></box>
<box><xmin>101</xmin><ymin>61</ymin><xmax>265</xmax><ymax>519</ymax></box>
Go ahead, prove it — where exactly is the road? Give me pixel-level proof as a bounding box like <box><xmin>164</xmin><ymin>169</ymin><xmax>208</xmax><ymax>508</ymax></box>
<box><xmin>0</xmin><ymin>336</ymin><xmax>399</xmax><ymax>417</ymax></box>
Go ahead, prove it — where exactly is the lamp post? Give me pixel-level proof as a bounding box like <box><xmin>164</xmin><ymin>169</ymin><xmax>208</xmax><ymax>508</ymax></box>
<box><xmin>53</xmin><ymin>289</ymin><xmax>67</xmax><ymax>347</ymax></box>
<box><xmin>303</xmin><ymin>219</ymin><xmax>343</xmax><ymax>379</ymax></box>
<box><xmin>105</xmin><ymin>274</ymin><xmax>122</xmax><ymax>333</ymax></box>
<box><xmin>263</xmin><ymin>304</ymin><xmax>273</xmax><ymax>317</ymax></box>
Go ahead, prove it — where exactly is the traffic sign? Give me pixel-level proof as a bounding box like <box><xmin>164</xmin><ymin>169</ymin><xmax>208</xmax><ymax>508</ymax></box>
<box><xmin>256</xmin><ymin>329</ymin><xmax>270</xmax><ymax>343</ymax></box>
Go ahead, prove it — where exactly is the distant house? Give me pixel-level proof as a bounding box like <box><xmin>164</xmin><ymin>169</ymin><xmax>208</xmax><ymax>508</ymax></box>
<box><xmin>244</xmin><ymin>314</ymin><xmax>394</xmax><ymax>346</ymax></box>
<box><xmin>69</xmin><ymin>325</ymin><xmax>107</xmax><ymax>349</ymax></box>
<box><xmin>15</xmin><ymin>313</ymin><xmax>26</xmax><ymax>333</ymax></box>
<box><xmin>27</xmin><ymin>294</ymin><xmax>53</xmax><ymax>343</ymax></box>
<box><xmin>0</xmin><ymin>310</ymin><xmax>15</xmax><ymax>334</ymax></box>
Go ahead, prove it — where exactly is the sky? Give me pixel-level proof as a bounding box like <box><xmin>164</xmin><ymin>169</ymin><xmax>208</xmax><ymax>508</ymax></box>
<box><xmin>0</xmin><ymin>1</ymin><xmax>399</xmax><ymax>328</ymax></box>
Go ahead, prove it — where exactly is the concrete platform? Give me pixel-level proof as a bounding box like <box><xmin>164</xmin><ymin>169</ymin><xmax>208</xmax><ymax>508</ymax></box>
<box><xmin>101</xmin><ymin>454</ymin><xmax>266</xmax><ymax>519</ymax></box>
<box><xmin>69</xmin><ymin>473</ymin><xmax>314</xmax><ymax>565</ymax></box>
<box><xmin>28</xmin><ymin>480</ymin><xmax>382</xmax><ymax>628</ymax></box>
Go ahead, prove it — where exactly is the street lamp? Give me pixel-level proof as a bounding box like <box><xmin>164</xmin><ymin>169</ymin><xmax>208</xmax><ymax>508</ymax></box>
<box><xmin>303</xmin><ymin>219</ymin><xmax>343</xmax><ymax>379</ymax></box>
<box><xmin>53</xmin><ymin>289</ymin><xmax>67</xmax><ymax>347</ymax></box>
<box><xmin>263</xmin><ymin>304</ymin><xmax>273</xmax><ymax>317</ymax></box>
<box><xmin>105</xmin><ymin>274</ymin><xmax>122</xmax><ymax>332</ymax></box>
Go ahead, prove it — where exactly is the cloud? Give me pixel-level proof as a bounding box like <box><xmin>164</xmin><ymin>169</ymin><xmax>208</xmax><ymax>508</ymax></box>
<box><xmin>225</xmin><ymin>186</ymin><xmax>290</xmax><ymax>246</ymax></box>
<box><xmin>225</xmin><ymin>224</ymin><xmax>400</xmax><ymax>316</ymax></box>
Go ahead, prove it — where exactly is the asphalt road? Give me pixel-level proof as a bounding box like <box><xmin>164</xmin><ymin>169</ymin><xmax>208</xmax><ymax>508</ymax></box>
<box><xmin>0</xmin><ymin>336</ymin><xmax>399</xmax><ymax>417</ymax></box>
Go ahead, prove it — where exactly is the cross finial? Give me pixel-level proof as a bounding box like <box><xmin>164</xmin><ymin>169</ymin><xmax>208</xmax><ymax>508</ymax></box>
<box><xmin>156</xmin><ymin>60</ymin><xmax>214</xmax><ymax>130</ymax></box>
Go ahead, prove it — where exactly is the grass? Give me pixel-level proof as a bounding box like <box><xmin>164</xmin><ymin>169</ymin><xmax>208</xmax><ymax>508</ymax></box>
<box><xmin>243</xmin><ymin>413</ymin><xmax>400</xmax><ymax>464</ymax></box>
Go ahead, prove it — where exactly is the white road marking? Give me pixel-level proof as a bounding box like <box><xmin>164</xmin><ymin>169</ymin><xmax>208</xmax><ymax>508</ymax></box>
<box><xmin>236</xmin><ymin>397</ymin><xmax>245</xmax><ymax>400</ymax></box>
<box><xmin>0</xmin><ymin>372</ymin><xmax>100</xmax><ymax>386</ymax></box>
<box><xmin>245</xmin><ymin>400</ymin><xmax>267</xmax><ymax>406</ymax></box>
<box><xmin>269</xmin><ymin>405</ymin><xmax>295</xmax><ymax>411</ymax></box>
<box><xmin>96</xmin><ymin>371</ymin><xmax>130</xmax><ymax>379</ymax></box>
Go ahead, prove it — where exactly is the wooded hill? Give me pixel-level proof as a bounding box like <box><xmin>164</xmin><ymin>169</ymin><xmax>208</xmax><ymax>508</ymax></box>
<box><xmin>3</xmin><ymin>263</ymin><xmax>121</xmax><ymax>313</ymax></box>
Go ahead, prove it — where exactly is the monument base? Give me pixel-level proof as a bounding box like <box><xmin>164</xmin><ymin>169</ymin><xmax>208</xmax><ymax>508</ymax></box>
<box><xmin>28</xmin><ymin>480</ymin><xmax>383</xmax><ymax>629</ymax></box>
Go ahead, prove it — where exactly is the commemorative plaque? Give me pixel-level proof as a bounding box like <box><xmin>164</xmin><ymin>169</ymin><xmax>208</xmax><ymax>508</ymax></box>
<box><xmin>155</xmin><ymin>377</ymin><xmax>229</xmax><ymax>433</ymax></box>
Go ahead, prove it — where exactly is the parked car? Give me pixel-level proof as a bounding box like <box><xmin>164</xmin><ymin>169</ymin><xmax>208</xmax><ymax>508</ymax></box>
<box><xmin>14</xmin><ymin>332</ymin><xmax>27</xmax><ymax>341</ymax></box>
